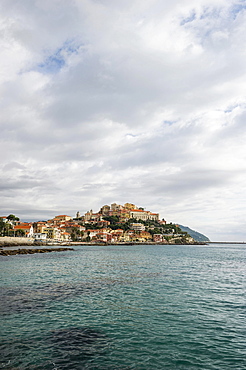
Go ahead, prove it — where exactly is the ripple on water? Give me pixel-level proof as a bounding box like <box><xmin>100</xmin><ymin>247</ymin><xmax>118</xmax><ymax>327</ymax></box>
<box><xmin>48</xmin><ymin>327</ymin><xmax>109</xmax><ymax>369</ymax></box>
<box><xmin>0</xmin><ymin>282</ymin><xmax>102</xmax><ymax>315</ymax></box>
<box><xmin>0</xmin><ymin>327</ymin><xmax>109</xmax><ymax>370</ymax></box>
<box><xmin>1</xmin><ymin>244</ymin><xmax>245</xmax><ymax>369</ymax></box>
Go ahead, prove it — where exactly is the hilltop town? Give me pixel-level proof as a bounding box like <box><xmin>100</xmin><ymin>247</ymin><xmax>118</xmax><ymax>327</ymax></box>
<box><xmin>0</xmin><ymin>202</ymin><xmax>196</xmax><ymax>245</ymax></box>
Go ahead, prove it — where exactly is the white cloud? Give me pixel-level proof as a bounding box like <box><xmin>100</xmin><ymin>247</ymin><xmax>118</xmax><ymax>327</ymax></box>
<box><xmin>0</xmin><ymin>0</ymin><xmax>246</xmax><ymax>241</ymax></box>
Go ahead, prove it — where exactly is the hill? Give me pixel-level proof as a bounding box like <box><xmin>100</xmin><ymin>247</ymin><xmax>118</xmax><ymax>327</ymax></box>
<box><xmin>178</xmin><ymin>225</ymin><xmax>210</xmax><ymax>242</ymax></box>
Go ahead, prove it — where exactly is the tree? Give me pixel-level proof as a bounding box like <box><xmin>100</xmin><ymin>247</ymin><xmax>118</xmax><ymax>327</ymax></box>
<box><xmin>71</xmin><ymin>227</ymin><xmax>84</xmax><ymax>241</ymax></box>
<box><xmin>85</xmin><ymin>231</ymin><xmax>91</xmax><ymax>242</ymax></box>
<box><xmin>15</xmin><ymin>229</ymin><xmax>25</xmax><ymax>237</ymax></box>
<box><xmin>0</xmin><ymin>219</ymin><xmax>5</xmax><ymax>236</ymax></box>
<box><xmin>8</xmin><ymin>229</ymin><xmax>15</xmax><ymax>236</ymax></box>
<box><xmin>7</xmin><ymin>214</ymin><xmax>19</xmax><ymax>221</ymax></box>
<box><xmin>128</xmin><ymin>218</ymin><xmax>137</xmax><ymax>223</ymax></box>
<box><xmin>0</xmin><ymin>221</ymin><xmax>13</xmax><ymax>236</ymax></box>
<box><xmin>102</xmin><ymin>216</ymin><xmax>120</xmax><ymax>225</ymax></box>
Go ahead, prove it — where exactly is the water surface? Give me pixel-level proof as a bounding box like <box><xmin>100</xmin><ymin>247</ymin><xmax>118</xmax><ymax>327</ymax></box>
<box><xmin>0</xmin><ymin>244</ymin><xmax>245</xmax><ymax>369</ymax></box>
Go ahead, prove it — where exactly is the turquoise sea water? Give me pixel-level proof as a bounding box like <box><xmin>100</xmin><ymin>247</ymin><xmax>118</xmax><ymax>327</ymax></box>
<box><xmin>0</xmin><ymin>244</ymin><xmax>245</xmax><ymax>369</ymax></box>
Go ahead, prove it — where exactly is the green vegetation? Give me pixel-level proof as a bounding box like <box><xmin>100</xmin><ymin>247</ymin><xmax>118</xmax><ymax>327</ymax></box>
<box><xmin>15</xmin><ymin>229</ymin><xmax>26</xmax><ymax>237</ymax></box>
<box><xmin>7</xmin><ymin>214</ymin><xmax>19</xmax><ymax>221</ymax></box>
<box><xmin>70</xmin><ymin>227</ymin><xmax>84</xmax><ymax>241</ymax></box>
<box><xmin>102</xmin><ymin>216</ymin><xmax>120</xmax><ymax>225</ymax></box>
<box><xmin>100</xmin><ymin>216</ymin><xmax>192</xmax><ymax>241</ymax></box>
<box><xmin>0</xmin><ymin>219</ymin><xmax>13</xmax><ymax>236</ymax></box>
<box><xmin>0</xmin><ymin>214</ymin><xmax>20</xmax><ymax>236</ymax></box>
<box><xmin>178</xmin><ymin>225</ymin><xmax>210</xmax><ymax>242</ymax></box>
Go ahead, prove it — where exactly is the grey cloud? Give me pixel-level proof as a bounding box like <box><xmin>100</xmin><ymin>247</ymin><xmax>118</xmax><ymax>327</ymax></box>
<box><xmin>111</xmin><ymin>166</ymin><xmax>236</xmax><ymax>201</ymax></box>
<box><xmin>145</xmin><ymin>168</ymin><xmax>236</xmax><ymax>196</ymax></box>
<box><xmin>3</xmin><ymin>162</ymin><xmax>26</xmax><ymax>171</ymax></box>
<box><xmin>0</xmin><ymin>174</ymin><xmax>52</xmax><ymax>192</ymax></box>
<box><xmin>0</xmin><ymin>179</ymin><xmax>42</xmax><ymax>192</ymax></box>
<box><xmin>0</xmin><ymin>0</ymin><xmax>82</xmax><ymax>54</ymax></box>
<box><xmin>1</xmin><ymin>0</ymin><xmax>246</xmax><ymax>240</ymax></box>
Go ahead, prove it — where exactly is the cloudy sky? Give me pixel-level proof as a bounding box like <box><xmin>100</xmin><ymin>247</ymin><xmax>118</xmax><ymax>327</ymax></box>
<box><xmin>1</xmin><ymin>0</ymin><xmax>246</xmax><ymax>241</ymax></box>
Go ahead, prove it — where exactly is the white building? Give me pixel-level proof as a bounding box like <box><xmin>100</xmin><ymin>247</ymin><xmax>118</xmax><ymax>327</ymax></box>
<box><xmin>131</xmin><ymin>223</ymin><xmax>145</xmax><ymax>231</ymax></box>
<box><xmin>129</xmin><ymin>209</ymin><xmax>159</xmax><ymax>221</ymax></box>
<box><xmin>33</xmin><ymin>233</ymin><xmax>47</xmax><ymax>241</ymax></box>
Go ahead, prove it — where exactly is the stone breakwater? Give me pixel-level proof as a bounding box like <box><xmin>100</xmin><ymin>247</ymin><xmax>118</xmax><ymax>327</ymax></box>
<box><xmin>0</xmin><ymin>247</ymin><xmax>74</xmax><ymax>256</ymax></box>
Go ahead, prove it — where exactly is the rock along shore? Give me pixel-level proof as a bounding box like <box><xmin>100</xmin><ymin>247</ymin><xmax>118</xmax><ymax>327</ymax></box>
<box><xmin>0</xmin><ymin>247</ymin><xmax>74</xmax><ymax>256</ymax></box>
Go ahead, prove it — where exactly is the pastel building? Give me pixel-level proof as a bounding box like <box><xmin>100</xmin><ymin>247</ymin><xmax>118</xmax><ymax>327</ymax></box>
<box><xmin>14</xmin><ymin>223</ymin><xmax>34</xmax><ymax>237</ymax></box>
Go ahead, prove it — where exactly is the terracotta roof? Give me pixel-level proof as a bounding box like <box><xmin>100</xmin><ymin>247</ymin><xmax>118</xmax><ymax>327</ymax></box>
<box><xmin>55</xmin><ymin>215</ymin><xmax>71</xmax><ymax>218</ymax></box>
<box><xmin>14</xmin><ymin>225</ymin><xmax>32</xmax><ymax>230</ymax></box>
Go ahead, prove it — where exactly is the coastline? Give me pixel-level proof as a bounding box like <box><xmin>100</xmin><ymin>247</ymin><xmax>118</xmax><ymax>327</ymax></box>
<box><xmin>0</xmin><ymin>236</ymin><xmax>206</xmax><ymax>248</ymax></box>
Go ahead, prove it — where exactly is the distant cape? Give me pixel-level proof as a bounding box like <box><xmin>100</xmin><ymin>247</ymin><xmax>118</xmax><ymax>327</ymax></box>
<box><xmin>178</xmin><ymin>225</ymin><xmax>210</xmax><ymax>242</ymax></box>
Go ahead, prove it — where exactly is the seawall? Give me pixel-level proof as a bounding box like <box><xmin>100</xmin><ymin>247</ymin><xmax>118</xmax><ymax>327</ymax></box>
<box><xmin>0</xmin><ymin>237</ymin><xmax>35</xmax><ymax>247</ymax></box>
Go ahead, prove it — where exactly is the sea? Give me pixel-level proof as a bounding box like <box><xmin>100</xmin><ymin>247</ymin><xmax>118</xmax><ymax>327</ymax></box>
<box><xmin>0</xmin><ymin>244</ymin><xmax>245</xmax><ymax>369</ymax></box>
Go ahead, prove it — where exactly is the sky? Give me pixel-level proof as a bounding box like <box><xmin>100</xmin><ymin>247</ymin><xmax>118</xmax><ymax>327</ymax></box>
<box><xmin>0</xmin><ymin>0</ymin><xmax>246</xmax><ymax>241</ymax></box>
